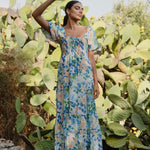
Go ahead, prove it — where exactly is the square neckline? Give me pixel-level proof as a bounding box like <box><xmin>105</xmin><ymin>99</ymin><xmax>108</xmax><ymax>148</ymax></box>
<box><xmin>62</xmin><ymin>26</ymin><xmax>90</xmax><ymax>39</ymax></box>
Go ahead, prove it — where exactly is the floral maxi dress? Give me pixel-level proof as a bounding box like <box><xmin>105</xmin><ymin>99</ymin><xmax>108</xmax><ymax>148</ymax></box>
<box><xmin>43</xmin><ymin>22</ymin><xmax>102</xmax><ymax>150</ymax></box>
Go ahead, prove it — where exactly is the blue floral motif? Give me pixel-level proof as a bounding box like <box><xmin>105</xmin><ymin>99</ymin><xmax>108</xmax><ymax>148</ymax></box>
<box><xmin>43</xmin><ymin>22</ymin><xmax>102</xmax><ymax>150</ymax></box>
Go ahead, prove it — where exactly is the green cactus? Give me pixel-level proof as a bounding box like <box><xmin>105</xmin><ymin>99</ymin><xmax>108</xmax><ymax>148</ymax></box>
<box><xmin>15</xmin><ymin>98</ymin><xmax>27</xmax><ymax>133</ymax></box>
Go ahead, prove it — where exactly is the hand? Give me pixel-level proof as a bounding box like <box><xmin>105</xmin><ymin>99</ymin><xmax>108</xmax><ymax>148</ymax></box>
<box><xmin>93</xmin><ymin>83</ymin><xmax>100</xmax><ymax>99</ymax></box>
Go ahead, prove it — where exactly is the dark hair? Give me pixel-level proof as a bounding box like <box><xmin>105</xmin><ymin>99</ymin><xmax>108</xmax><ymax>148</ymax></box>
<box><xmin>63</xmin><ymin>0</ymin><xmax>81</xmax><ymax>26</ymax></box>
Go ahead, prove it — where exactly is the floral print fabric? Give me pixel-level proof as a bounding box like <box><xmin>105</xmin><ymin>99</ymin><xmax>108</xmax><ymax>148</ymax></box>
<box><xmin>43</xmin><ymin>22</ymin><xmax>102</xmax><ymax>150</ymax></box>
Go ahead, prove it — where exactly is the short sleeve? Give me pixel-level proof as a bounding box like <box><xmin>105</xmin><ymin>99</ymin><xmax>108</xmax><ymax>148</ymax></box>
<box><xmin>42</xmin><ymin>22</ymin><xmax>61</xmax><ymax>43</ymax></box>
<box><xmin>88</xmin><ymin>27</ymin><xmax>99</xmax><ymax>51</ymax></box>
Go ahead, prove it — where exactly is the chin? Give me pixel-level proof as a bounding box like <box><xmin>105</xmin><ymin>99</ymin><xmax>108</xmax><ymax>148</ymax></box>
<box><xmin>76</xmin><ymin>16</ymin><xmax>82</xmax><ymax>21</ymax></box>
<box><xmin>71</xmin><ymin>15</ymin><xmax>82</xmax><ymax>21</ymax></box>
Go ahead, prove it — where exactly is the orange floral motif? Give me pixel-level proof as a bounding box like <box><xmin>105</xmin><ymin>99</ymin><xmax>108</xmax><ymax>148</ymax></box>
<box><xmin>68</xmin><ymin>143</ymin><xmax>74</xmax><ymax>148</ymax></box>
<box><xmin>82</xmin><ymin>58</ymin><xmax>86</xmax><ymax>64</ymax></box>
<box><xmin>57</xmin><ymin>93</ymin><xmax>63</xmax><ymax>99</ymax></box>
<box><xmin>92</xmin><ymin>130</ymin><xmax>96</xmax><ymax>134</ymax></box>
<box><xmin>65</xmin><ymin>71</ymin><xmax>69</xmax><ymax>76</ymax></box>
<box><xmin>80</xmin><ymin>118</ymin><xmax>86</xmax><ymax>128</ymax></box>
<box><xmin>83</xmin><ymin>65</ymin><xmax>87</xmax><ymax>70</ymax></box>
<box><xmin>76</xmin><ymin>49</ymin><xmax>81</xmax><ymax>55</ymax></box>
<box><xmin>80</xmin><ymin>130</ymin><xmax>85</xmax><ymax>135</ymax></box>
<box><xmin>82</xmin><ymin>97</ymin><xmax>86</xmax><ymax>103</ymax></box>
<box><xmin>56</xmin><ymin>124</ymin><xmax>62</xmax><ymax>131</ymax></box>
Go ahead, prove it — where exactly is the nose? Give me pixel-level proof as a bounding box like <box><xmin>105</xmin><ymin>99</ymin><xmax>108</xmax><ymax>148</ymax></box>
<box><xmin>79</xmin><ymin>8</ymin><xmax>83</xmax><ymax>14</ymax></box>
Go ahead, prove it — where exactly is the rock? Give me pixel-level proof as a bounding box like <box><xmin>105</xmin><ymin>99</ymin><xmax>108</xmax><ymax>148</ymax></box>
<box><xmin>0</xmin><ymin>139</ymin><xmax>24</xmax><ymax>150</ymax></box>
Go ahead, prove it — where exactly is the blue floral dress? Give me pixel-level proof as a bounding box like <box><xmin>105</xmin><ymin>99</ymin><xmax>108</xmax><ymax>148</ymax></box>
<box><xmin>43</xmin><ymin>22</ymin><xmax>102</xmax><ymax>150</ymax></box>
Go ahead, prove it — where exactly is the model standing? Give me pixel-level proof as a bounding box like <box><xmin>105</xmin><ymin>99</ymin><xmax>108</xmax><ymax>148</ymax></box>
<box><xmin>32</xmin><ymin>0</ymin><xmax>102</xmax><ymax>149</ymax></box>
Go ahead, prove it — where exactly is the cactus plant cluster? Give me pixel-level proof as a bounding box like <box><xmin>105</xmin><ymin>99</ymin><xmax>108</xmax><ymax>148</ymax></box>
<box><xmin>91</xmin><ymin>6</ymin><xmax>150</xmax><ymax>149</ymax></box>
<box><xmin>0</xmin><ymin>0</ymin><xmax>150</xmax><ymax>149</ymax></box>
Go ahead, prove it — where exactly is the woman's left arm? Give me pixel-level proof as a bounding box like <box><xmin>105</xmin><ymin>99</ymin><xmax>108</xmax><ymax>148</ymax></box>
<box><xmin>88</xmin><ymin>50</ymin><xmax>100</xmax><ymax>99</ymax></box>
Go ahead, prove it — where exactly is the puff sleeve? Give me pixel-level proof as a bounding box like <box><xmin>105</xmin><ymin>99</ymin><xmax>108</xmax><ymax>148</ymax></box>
<box><xmin>42</xmin><ymin>22</ymin><xmax>62</xmax><ymax>43</ymax></box>
<box><xmin>88</xmin><ymin>27</ymin><xmax>99</xmax><ymax>51</ymax></box>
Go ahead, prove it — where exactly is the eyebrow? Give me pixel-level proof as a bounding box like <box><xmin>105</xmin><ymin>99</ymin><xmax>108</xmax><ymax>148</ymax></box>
<box><xmin>75</xmin><ymin>6</ymin><xmax>84</xmax><ymax>10</ymax></box>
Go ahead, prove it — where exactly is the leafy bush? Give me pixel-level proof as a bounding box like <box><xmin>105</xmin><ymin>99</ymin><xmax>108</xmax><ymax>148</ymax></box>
<box><xmin>113</xmin><ymin>0</ymin><xmax>150</xmax><ymax>40</ymax></box>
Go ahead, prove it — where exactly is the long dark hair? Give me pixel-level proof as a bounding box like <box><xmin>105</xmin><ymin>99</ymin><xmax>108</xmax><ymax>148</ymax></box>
<box><xmin>63</xmin><ymin>0</ymin><xmax>81</xmax><ymax>26</ymax></box>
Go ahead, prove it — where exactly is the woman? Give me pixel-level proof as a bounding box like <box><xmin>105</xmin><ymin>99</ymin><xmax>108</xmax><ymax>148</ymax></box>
<box><xmin>32</xmin><ymin>0</ymin><xmax>102</xmax><ymax>149</ymax></box>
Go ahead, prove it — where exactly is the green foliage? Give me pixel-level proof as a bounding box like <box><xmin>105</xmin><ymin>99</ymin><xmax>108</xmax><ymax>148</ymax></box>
<box><xmin>9</xmin><ymin>0</ymin><xmax>16</xmax><ymax>8</ymax></box>
<box><xmin>45</xmin><ymin>118</ymin><xmax>56</xmax><ymax>130</ymax></box>
<box><xmin>107</xmin><ymin>108</ymin><xmax>131</xmax><ymax>121</ymax></box>
<box><xmin>15</xmin><ymin>98</ymin><xmax>27</xmax><ymax>133</ymax></box>
<box><xmin>79</xmin><ymin>15</ymin><xmax>89</xmax><ymax>26</ymax></box>
<box><xmin>20</xmin><ymin>5</ymin><xmax>31</xmax><ymax>18</ymax></box>
<box><xmin>106</xmin><ymin>136</ymin><xmax>127</xmax><ymax>148</ymax></box>
<box><xmin>37</xmin><ymin>127</ymin><xmax>42</xmax><ymax>141</ymax></box>
<box><xmin>42</xmin><ymin>68</ymin><xmax>56</xmax><ymax>90</ymax></box>
<box><xmin>30</xmin><ymin>115</ymin><xmax>46</xmax><ymax>127</ymax></box>
<box><xmin>120</xmin><ymin>24</ymin><xmax>140</xmax><ymax>45</ymax></box>
<box><xmin>19</xmin><ymin>10</ymin><xmax>28</xmax><ymax>23</ymax></box>
<box><xmin>43</xmin><ymin>102</ymin><xmax>56</xmax><ymax>115</ymax></box>
<box><xmin>127</xmin><ymin>82</ymin><xmax>138</xmax><ymax>105</ymax></box>
<box><xmin>29</xmin><ymin>129</ymin><xmax>53</xmax><ymax>142</ymax></box>
<box><xmin>91</xmin><ymin>1</ymin><xmax>150</xmax><ymax>148</ymax></box>
<box><xmin>30</xmin><ymin>94</ymin><xmax>48</xmax><ymax>106</ymax></box>
<box><xmin>16</xmin><ymin>112</ymin><xmax>27</xmax><ymax>133</ymax></box>
<box><xmin>113</xmin><ymin>0</ymin><xmax>150</xmax><ymax>40</ymax></box>
<box><xmin>137</xmin><ymin>39</ymin><xmax>150</xmax><ymax>51</ymax></box>
<box><xmin>134</xmin><ymin>105</ymin><xmax>150</xmax><ymax>125</ymax></box>
<box><xmin>108</xmin><ymin>94</ymin><xmax>131</xmax><ymax>109</ymax></box>
<box><xmin>129</xmin><ymin>133</ymin><xmax>150</xmax><ymax>149</ymax></box>
<box><xmin>137</xmin><ymin>80</ymin><xmax>150</xmax><ymax>104</ymax></box>
<box><xmin>21</xmin><ymin>41</ymin><xmax>38</xmax><ymax>59</ymax></box>
<box><xmin>15</xmin><ymin>97</ymin><xmax>21</xmax><ymax>114</ymax></box>
<box><xmin>131</xmin><ymin>113</ymin><xmax>146</xmax><ymax>131</ymax></box>
<box><xmin>14</xmin><ymin>28</ymin><xmax>27</xmax><ymax>47</ymax></box>
<box><xmin>108</xmin><ymin>123</ymin><xmax>128</xmax><ymax>136</ymax></box>
<box><xmin>34</xmin><ymin>140</ymin><xmax>54</xmax><ymax>150</ymax></box>
<box><xmin>26</xmin><ymin>23</ymin><xmax>34</xmax><ymax>39</ymax></box>
<box><xmin>95</xmin><ymin>27</ymin><xmax>105</xmax><ymax>38</ymax></box>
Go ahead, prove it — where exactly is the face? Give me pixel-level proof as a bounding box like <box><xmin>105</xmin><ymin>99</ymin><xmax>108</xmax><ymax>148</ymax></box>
<box><xmin>67</xmin><ymin>2</ymin><xmax>83</xmax><ymax>21</ymax></box>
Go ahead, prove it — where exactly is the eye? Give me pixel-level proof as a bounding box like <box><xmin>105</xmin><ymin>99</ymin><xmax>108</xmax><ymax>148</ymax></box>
<box><xmin>75</xmin><ymin>6</ymin><xmax>80</xmax><ymax>10</ymax></box>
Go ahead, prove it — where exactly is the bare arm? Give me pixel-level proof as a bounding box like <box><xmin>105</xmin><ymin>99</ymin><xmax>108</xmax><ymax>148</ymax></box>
<box><xmin>32</xmin><ymin>0</ymin><xmax>55</xmax><ymax>32</ymax></box>
<box><xmin>88</xmin><ymin>50</ymin><xmax>100</xmax><ymax>99</ymax></box>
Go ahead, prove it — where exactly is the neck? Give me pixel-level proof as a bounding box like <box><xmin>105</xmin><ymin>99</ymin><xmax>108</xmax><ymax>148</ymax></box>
<box><xmin>66</xmin><ymin>18</ymin><xmax>79</xmax><ymax>29</ymax></box>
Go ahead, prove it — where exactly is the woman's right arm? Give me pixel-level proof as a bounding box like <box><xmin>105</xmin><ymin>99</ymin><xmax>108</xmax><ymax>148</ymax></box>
<box><xmin>32</xmin><ymin>0</ymin><xmax>55</xmax><ymax>32</ymax></box>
